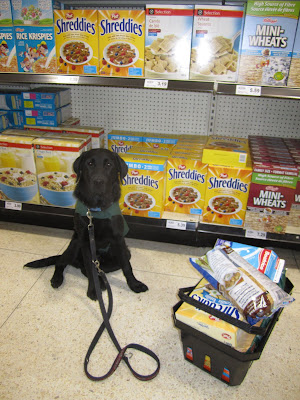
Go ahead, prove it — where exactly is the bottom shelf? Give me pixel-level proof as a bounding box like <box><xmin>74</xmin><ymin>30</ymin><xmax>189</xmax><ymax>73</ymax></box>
<box><xmin>0</xmin><ymin>201</ymin><xmax>299</xmax><ymax>249</ymax></box>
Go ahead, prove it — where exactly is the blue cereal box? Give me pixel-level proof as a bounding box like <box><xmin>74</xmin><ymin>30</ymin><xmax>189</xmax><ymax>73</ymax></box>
<box><xmin>0</xmin><ymin>111</ymin><xmax>10</xmax><ymax>131</ymax></box>
<box><xmin>238</xmin><ymin>1</ymin><xmax>300</xmax><ymax>86</ymax></box>
<box><xmin>288</xmin><ymin>21</ymin><xmax>300</xmax><ymax>87</ymax></box>
<box><xmin>22</xmin><ymin>87</ymin><xmax>71</xmax><ymax>110</ymax></box>
<box><xmin>145</xmin><ymin>4</ymin><xmax>194</xmax><ymax>80</ymax></box>
<box><xmin>0</xmin><ymin>0</ymin><xmax>18</xmax><ymax>72</ymax></box>
<box><xmin>0</xmin><ymin>89</ymin><xmax>24</xmax><ymax>110</ymax></box>
<box><xmin>6</xmin><ymin>110</ymin><xmax>25</xmax><ymax>128</ymax></box>
<box><xmin>24</xmin><ymin>104</ymin><xmax>72</xmax><ymax>127</ymax></box>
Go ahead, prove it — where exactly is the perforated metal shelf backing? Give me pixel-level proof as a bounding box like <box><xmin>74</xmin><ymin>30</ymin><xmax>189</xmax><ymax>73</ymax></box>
<box><xmin>214</xmin><ymin>94</ymin><xmax>300</xmax><ymax>138</ymax></box>
<box><xmin>67</xmin><ymin>85</ymin><xmax>212</xmax><ymax>135</ymax></box>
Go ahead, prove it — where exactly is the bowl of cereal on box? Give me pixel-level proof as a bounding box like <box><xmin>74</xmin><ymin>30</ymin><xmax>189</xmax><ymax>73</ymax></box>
<box><xmin>103</xmin><ymin>42</ymin><xmax>139</xmax><ymax>67</ymax></box>
<box><xmin>124</xmin><ymin>191</ymin><xmax>155</xmax><ymax>211</ymax></box>
<box><xmin>208</xmin><ymin>195</ymin><xmax>242</xmax><ymax>215</ymax></box>
<box><xmin>60</xmin><ymin>40</ymin><xmax>93</xmax><ymax>65</ymax></box>
<box><xmin>170</xmin><ymin>186</ymin><xmax>200</xmax><ymax>205</ymax></box>
<box><xmin>0</xmin><ymin>168</ymin><xmax>38</xmax><ymax>202</ymax></box>
<box><xmin>38</xmin><ymin>171</ymin><xmax>77</xmax><ymax>207</ymax></box>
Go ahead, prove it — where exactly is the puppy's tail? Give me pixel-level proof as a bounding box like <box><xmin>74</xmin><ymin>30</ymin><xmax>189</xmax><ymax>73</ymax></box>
<box><xmin>24</xmin><ymin>255</ymin><xmax>60</xmax><ymax>269</ymax></box>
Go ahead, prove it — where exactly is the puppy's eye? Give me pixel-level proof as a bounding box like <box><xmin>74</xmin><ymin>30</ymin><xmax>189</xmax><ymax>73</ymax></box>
<box><xmin>87</xmin><ymin>160</ymin><xmax>94</xmax><ymax>166</ymax></box>
<box><xmin>106</xmin><ymin>162</ymin><xmax>112</xmax><ymax>167</ymax></box>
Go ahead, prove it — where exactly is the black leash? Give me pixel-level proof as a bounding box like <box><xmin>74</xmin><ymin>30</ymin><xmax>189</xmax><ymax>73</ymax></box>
<box><xmin>84</xmin><ymin>209</ymin><xmax>160</xmax><ymax>381</ymax></box>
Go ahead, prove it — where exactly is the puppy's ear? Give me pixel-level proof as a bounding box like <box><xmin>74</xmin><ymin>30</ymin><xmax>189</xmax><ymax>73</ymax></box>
<box><xmin>113</xmin><ymin>152</ymin><xmax>128</xmax><ymax>181</ymax></box>
<box><xmin>73</xmin><ymin>152</ymin><xmax>86</xmax><ymax>182</ymax></box>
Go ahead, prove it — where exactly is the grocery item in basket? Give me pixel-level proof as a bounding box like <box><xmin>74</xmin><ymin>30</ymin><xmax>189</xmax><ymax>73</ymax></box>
<box><xmin>190</xmin><ymin>246</ymin><xmax>294</xmax><ymax>325</ymax></box>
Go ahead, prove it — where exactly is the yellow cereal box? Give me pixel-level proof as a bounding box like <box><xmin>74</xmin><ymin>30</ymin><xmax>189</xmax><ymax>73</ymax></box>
<box><xmin>120</xmin><ymin>153</ymin><xmax>167</xmax><ymax>218</ymax></box>
<box><xmin>98</xmin><ymin>9</ymin><xmax>145</xmax><ymax>77</ymax></box>
<box><xmin>0</xmin><ymin>134</ymin><xmax>39</xmax><ymax>204</ymax></box>
<box><xmin>54</xmin><ymin>10</ymin><xmax>98</xmax><ymax>75</ymax></box>
<box><xmin>108</xmin><ymin>130</ymin><xmax>144</xmax><ymax>154</ymax></box>
<box><xmin>202</xmin><ymin>163</ymin><xmax>252</xmax><ymax>227</ymax></box>
<box><xmin>143</xmin><ymin>133</ymin><xmax>178</xmax><ymax>151</ymax></box>
<box><xmin>165</xmin><ymin>153</ymin><xmax>207</xmax><ymax>215</ymax></box>
<box><xmin>202</xmin><ymin>135</ymin><xmax>249</xmax><ymax>167</ymax></box>
<box><xmin>127</xmin><ymin>146</ymin><xmax>172</xmax><ymax>158</ymax></box>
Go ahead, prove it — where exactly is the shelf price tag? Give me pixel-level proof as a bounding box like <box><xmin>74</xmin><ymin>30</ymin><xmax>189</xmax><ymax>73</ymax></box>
<box><xmin>245</xmin><ymin>229</ymin><xmax>267</xmax><ymax>240</ymax></box>
<box><xmin>144</xmin><ymin>79</ymin><xmax>168</xmax><ymax>89</ymax></box>
<box><xmin>5</xmin><ymin>201</ymin><xmax>22</xmax><ymax>211</ymax></box>
<box><xmin>166</xmin><ymin>220</ymin><xmax>187</xmax><ymax>230</ymax></box>
<box><xmin>236</xmin><ymin>85</ymin><xmax>261</xmax><ymax>96</ymax></box>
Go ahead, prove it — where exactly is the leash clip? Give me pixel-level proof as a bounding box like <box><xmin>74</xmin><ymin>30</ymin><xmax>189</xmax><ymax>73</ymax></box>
<box><xmin>86</xmin><ymin>209</ymin><xmax>93</xmax><ymax>228</ymax></box>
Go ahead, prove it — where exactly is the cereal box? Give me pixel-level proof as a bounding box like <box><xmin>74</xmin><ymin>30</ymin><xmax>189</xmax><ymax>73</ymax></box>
<box><xmin>25</xmin><ymin>124</ymin><xmax>63</xmax><ymax>133</ymax></box>
<box><xmin>24</xmin><ymin>104</ymin><xmax>71</xmax><ymax>127</ymax></box>
<box><xmin>22</xmin><ymin>88</ymin><xmax>71</xmax><ymax>110</ymax></box>
<box><xmin>288</xmin><ymin>20</ymin><xmax>300</xmax><ymax>87</ymax></box>
<box><xmin>120</xmin><ymin>153</ymin><xmax>167</xmax><ymax>218</ymax></box>
<box><xmin>202</xmin><ymin>163</ymin><xmax>252</xmax><ymax>227</ymax></box>
<box><xmin>33</xmin><ymin>136</ymin><xmax>85</xmax><ymax>208</ymax></box>
<box><xmin>238</xmin><ymin>1</ymin><xmax>300</xmax><ymax>86</ymax></box>
<box><xmin>190</xmin><ymin>5</ymin><xmax>245</xmax><ymax>82</ymax></box>
<box><xmin>143</xmin><ymin>133</ymin><xmax>178</xmax><ymax>151</ymax></box>
<box><xmin>0</xmin><ymin>0</ymin><xmax>18</xmax><ymax>73</ymax></box>
<box><xmin>165</xmin><ymin>153</ymin><xmax>207</xmax><ymax>215</ymax></box>
<box><xmin>127</xmin><ymin>146</ymin><xmax>171</xmax><ymax>158</ymax></box>
<box><xmin>11</xmin><ymin>0</ymin><xmax>57</xmax><ymax>26</ymax></box>
<box><xmin>63</xmin><ymin>125</ymin><xmax>105</xmax><ymax>149</ymax></box>
<box><xmin>0</xmin><ymin>133</ymin><xmax>39</xmax><ymax>204</ymax></box>
<box><xmin>5</xmin><ymin>110</ymin><xmax>25</xmax><ymax>128</ymax></box>
<box><xmin>108</xmin><ymin>130</ymin><xmax>143</xmax><ymax>154</ymax></box>
<box><xmin>98</xmin><ymin>9</ymin><xmax>145</xmax><ymax>77</ymax></box>
<box><xmin>202</xmin><ymin>135</ymin><xmax>249</xmax><ymax>168</ymax></box>
<box><xmin>145</xmin><ymin>4</ymin><xmax>194</xmax><ymax>80</ymax></box>
<box><xmin>54</xmin><ymin>9</ymin><xmax>98</xmax><ymax>75</ymax></box>
<box><xmin>0</xmin><ymin>112</ymin><xmax>10</xmax><ymax>132</ymax></box>
<box><xmin>175</xmin><ymin>277</ymin><xmax>256</xmax><ymax>352</ymax></box>
<box><xmin>0</xmin><ymin>89</ymin><xmax>23</xmax><ymax>110</ymax></box>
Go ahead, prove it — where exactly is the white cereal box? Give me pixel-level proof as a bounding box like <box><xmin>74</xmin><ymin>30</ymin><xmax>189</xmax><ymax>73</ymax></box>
<box><xmin>145</xmin><ymin>4</ymin><xmax>194</xmax><ymax>80</ymax></box>
<box><xmin>190</xmin><ymin>5</ymin><xmax>245</xmax><ymax>82</ymax></box>
<box><xmin>238</xmin><ymin>1</ymin><xmax>300</xmax><ymax>86</ymax></box>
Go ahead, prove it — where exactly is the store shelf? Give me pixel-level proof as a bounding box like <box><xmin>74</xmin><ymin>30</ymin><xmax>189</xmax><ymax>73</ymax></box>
<box><xmin>216</xmin><ymin>83</ymin><xmax>300</xmax><ymax>99</ymax></box>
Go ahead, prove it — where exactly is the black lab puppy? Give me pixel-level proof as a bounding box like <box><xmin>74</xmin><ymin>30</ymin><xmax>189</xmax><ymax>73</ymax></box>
<box><xmin>24</xmin><ymin>149</ymin><xmax>148</xmax><ymax>300</ymax></box>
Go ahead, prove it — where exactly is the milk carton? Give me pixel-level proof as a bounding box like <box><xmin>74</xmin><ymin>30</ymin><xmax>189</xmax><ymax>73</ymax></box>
<box><xmin>0</xmin><ymin>0</ymin><xmax>18</xmax><ymax>73</ymax></box>
<box><xmin>190</xmin><ymin>5</ymin><xmax>245</xmax><ymax>82</ymax></box>
<box><xmin>238</xmin><ymin>1</ymin><xmax>300</xmax><ymax>86</ymax></box>
<box><xmin>145</xmin><ymin>4</ymin><xmax>194</xmax><ymax>80</ymax></box>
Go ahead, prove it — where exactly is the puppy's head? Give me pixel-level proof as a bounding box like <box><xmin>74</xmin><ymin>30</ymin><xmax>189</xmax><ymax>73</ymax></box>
<box><xmin>73</xmin><ymin>149</ymin><xmax>128</xmax><ymax>209</ymax></box>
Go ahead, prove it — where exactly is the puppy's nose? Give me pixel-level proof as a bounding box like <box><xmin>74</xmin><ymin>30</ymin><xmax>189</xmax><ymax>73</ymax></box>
<box><xmin>93</xmin><ymin>177</ymin><xmax>104</xmax><ymax>185</ymax></box>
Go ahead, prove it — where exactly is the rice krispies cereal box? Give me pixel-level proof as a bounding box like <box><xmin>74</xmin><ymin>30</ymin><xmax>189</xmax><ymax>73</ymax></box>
<box><xmin>165</xmin><ymin>153</ymin><xmax>207</xmax><ymax>215</ymax></box>
<box><xmin>202</xmin><ymin>163</ymin><xmax>252</xmax><ymax>227</ymax></box>
<box><xmin>145</xmin><ymin>4</ymin><xmax>194</xmax><ymax>80</ymax></box>
<box><xmin>288</xmin><ymin>20</ymin><xmax>300</xmax><ymax>87</ymax></box>
<box><xmin>0</xmin><ymin>0</ymin><xmax>18</xmax><ymax>73</ymax></box>
<box><xmin>33</xmin><ymin>136</ymin><xmax>85</xmax><ymax>208</ymax></box>
<box><xmin>238</xmin><ymin>1</ymin><xmax>300</xmax><ymax>86</ymax></box>
<box><xmin>54</xmin><ymin>9</ymin><xmax>98</xmax><ymax>75</ymax></box>
<box><xmin>108</xmin><ymin>130</ymin><xmax>143</xmax><ymax>154</ymax></box>
<box><xmin>120</xmin><ymin>153</ymin><xmax>167</xmax><ymax>218</ymax></box>
<box><xmin>190</xmin><ymin>5</ymin><xmax>245</xmax><ymax>82</ymax></box>
<box><xmin>0</xmin><ymin>133</ymin><xmax>39</xmax><ymax>204</ymax></box>
<box><xmin>98</xmin><ymin>9</ymin><xmax>145</xmax><ymax>77</ymax></box>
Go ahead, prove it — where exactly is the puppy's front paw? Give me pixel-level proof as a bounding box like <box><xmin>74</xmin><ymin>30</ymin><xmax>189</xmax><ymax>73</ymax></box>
<box><xmin>128</xmin><ymin>279</ymin><xmax>148</xmax><ymax>293</ymax></box>
<box><xmin>51</xmin><ymin>274</ymin><xmax>63</xmax><ymax>288</ymax></box>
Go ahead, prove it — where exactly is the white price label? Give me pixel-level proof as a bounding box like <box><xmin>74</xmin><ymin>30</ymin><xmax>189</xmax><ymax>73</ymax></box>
<box><xmin>5</xmin><ymin>201</ymin><xmax>22</xmax><ymax>211</ymax></box>
<box><xmin>144</xmin><ymin>79</ymin><xmax>168</xmax><ymax>89</ymax></box>
<box><xmin>236</xmin><ymin>85</ymin><xmax>261</xmax><ymax>96</ymax></box>
<box><xmin>245</xmin><ymin>229</ymin><xmax>267</xmax><ymax>240</ymax></box>
<box><xmin>166</xmin><ymin>220</ymin><xmax>187</xmax><ymax>230</ymax></box>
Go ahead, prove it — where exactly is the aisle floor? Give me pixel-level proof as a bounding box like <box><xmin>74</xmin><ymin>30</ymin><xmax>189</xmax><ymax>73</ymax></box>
<box><xmin>0</xmin><ymin>220</ymin><xmax>299</xmax><ymax>400</ymax></box>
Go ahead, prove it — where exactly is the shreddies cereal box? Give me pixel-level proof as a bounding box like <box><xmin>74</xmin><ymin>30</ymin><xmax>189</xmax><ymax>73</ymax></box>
<box><xmin>145</xmin><ymin>4</ymin><xmax>194</xmax><ymax>80</ymax></box>
<box><xmin>54</xmin><ymin>9</ymin><xmax>98</xmax><ymax>75</ymax></box>
<box><xmin>0</xmin><ymin>133</ymin><xmax>39</xmax><ymax>204</ymax></box>
<box><xmin>202</xmin><ymin>163</ymin><xmax>252</xmax><ymax>227</ymax></box>
<box><xmin>108</xmin><ymin>130</ymin><xmax>143</xmax><ymax>154</ymax></box>
<box><xmin>238</xmin><ymin>1</ymin><xmax>300</xmax><ymax>86</ymax></box>
<box><xmin>98</xmin><ymin>9</ymin><xmax>145</xmax><ymax>77</ymax></box>
<box><xmin>190</xmin><ymin>5</ymin><xmax>245</xmax><ymax>82</ymax></box>
<box><xmin>165</xmin><ymin>153</ymin><xmax>208</xmax><ymax>215</ymax></box>
<box><xmin>120</xmin><ymin>153</ymin><xmax>167</xmax><ymax>218</ymax></box>
<box><xmin>0</xmin><ymin>0</ymin><xmax>18</xmax><ymax>73</ymax></box>
<box><xmin>287</xmin><ymin>20</ymin><xmax>300</xmax><ymax>87</ymax></box>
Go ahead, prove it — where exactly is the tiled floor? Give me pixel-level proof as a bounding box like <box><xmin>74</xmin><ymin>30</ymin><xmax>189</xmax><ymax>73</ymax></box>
<box><xmin>0</xmin><ymin>220</ymin><xmax>299</xmax><ymax>400</ymax></box>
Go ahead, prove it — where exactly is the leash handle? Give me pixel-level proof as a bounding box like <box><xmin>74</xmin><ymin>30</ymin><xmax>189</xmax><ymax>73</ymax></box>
<box><xmin>84</xmin><ymin>212</ymin><xmax>160</xmax><ymax>381</ymax></box>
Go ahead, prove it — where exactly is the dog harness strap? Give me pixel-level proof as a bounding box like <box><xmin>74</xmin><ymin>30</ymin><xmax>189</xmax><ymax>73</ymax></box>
<box><xmin>84</xmin><ymin>210</ymin><xmax>160</xmax><ymax>382</ymax></box>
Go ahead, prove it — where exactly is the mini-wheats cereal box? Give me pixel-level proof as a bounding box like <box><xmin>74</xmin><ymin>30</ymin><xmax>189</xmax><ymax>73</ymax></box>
<box><xmin>98</xmin><ymin>9</ymin><xmax>145</xmax><ymax>77</ymax></box>
<box><xmin>0</xmin><ymin>0</ymin><xmax>18</xmax><ymax>73</ymax></box>
<box><xmin>54</xmin><ymin>9</ymin><xmax>98</xmax><ymax>75</ymax></box>
<box><xmin>190</xmin><ymin>5</ymin><xmax>244</xmax><ymax>82</ymax></box>
<box><xmin>288</xmin><ymin>20</ymin><xmax>300</xmax><ymax>87</ymax></box>
<box><xmin>202</xmin><ymin>163</ymin><xmax>252</xmax><ymax>227</ymax></box>
<box><xmin>120</xmin><ymin>153</ymin><xmax>167</xmax><ymax>218</ymax></box>
<box><xmin>238</xmin><ymin>0</ymin><xmax>300</xmax><ymax>86</ymax></box>
<box><xmin>22</xmin><ymin>87</ymin><xmax>71</xmax><ymax>110</ymax></box>
<box><xmin>33</xmin><ymin>136</ymin><xmax>85</xmax><ymax>208</ymax></box>
<box><xmin>0</xmin><ymin>133</ymin><xmax>39</xmax><ymax>204</ymax></box>
<box><xmin>145</xmin><ymin>4</ymin><xmax>194</xmax><ymax>80</ymax></box>
<box><xmin>165</xmin><ymin>152</ymin><xmax>207</xmax><ymax>215</ymax></box>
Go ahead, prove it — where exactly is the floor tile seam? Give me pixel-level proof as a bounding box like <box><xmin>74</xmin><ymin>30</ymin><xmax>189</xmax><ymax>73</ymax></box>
<box><xmin>131</xmin><ymin>268</ymin><xmax>200</xmax><ymax>281</ymax></box>
<box><xmin>0</xmin><ymin>270</ymin><xmax>46</xmax><ymax>331</ymax></box>
<box><xmin>0</xmin><ymin>247</ymin><xmax>64</xmax><ymax>257</ymax></box>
